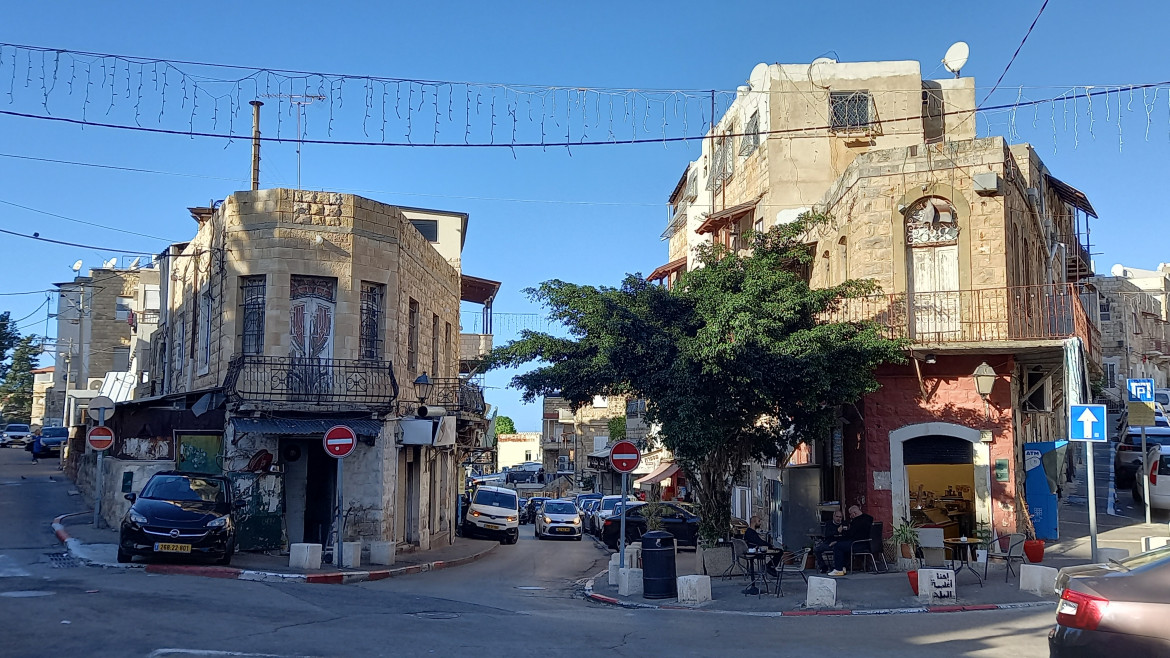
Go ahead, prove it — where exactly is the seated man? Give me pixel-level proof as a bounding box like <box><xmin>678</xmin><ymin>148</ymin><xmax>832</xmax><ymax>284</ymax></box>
<box><xmin>744</xmin><ymin>516</ymin><xmax>788</xmax><ymax>576</ymax></box>
<box><xmin>814</xmin><ymin>511</ymin><xmax>845</xmax><ymax>574</ymax></box>
<box><xmin>827</xmin><ymin>505</ymin><xmax>874</xmax><ymax>577</ymax></box>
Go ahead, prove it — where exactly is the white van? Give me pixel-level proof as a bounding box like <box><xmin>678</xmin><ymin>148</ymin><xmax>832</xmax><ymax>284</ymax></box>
<box><xmin>463</xmin><ymin>485</ymin><xmax>520</xmax><ymax>544</ymax></box>
<box><xmin>1134</xmin><ymin>444</ymin><xmax>1170</xmax><ymax>512</ymax></box>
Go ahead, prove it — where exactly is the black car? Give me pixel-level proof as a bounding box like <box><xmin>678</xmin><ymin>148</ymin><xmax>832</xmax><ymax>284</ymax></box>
<box><xmin>33</xmin><ymin>427</ymin><xmax>69</xmax><ymax>456</ymax></box>
<box><xmin>601</xmin><ymin>502</ymin><xmax>700</xmax><ymax>549</ymax></box>
<box><xmin>118</xmin><ymin>471</ymin><xmax>244</xmax><ymax>565</ymax></box>
<box><xmin>520</xmin><ymin>496</ymin><xmax>550</xmax><ymax>525</ymax></box>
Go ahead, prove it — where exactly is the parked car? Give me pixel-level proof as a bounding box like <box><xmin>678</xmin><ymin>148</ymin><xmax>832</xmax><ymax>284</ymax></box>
<box><xmin>534</xmin><ymin>499</ymin><xmax>583</xmax><ymax>540</ymax></box>
<box><xmin>589</xmin><ymin>495</ymin><xmax>637</xmax><ymax>536</ymax></box>
<box><xmin>1049</xmin><ymin>544</ymin><xmax>1170</xmax><ymax>655</ymax></box>
<box><xmin>1132</xmin><ymin>443</ymin><xmax>1170</xmax><ymax>512</ymax></box>
<box><xmin>1054</xmin><ymin>545</ymin><xmax>1170</xmax><ymax>595</ymax></box>
<box><xmin>580</xmin><ymin>498</ymin><xmax>601</xmax><ymax>527</ymax></box>
<box><xmin>574</xmin><ymin>492</ymin><xmax>602</xmax><ymax>512</ymax></box>
<box><xmin>1</xmin><ymin>423</ymin><xmax>32</xmax><ymax>447</ymax></box>
<box><xmin>117</xmin><ymin>471</ymin><xmax>244</xmax><ymax>565</ymax></box>
<box><xmin>34</xmin><ymin>427</ymin><xmax>69</xmax><ymax>456</ymax></box>
<box><xmin>520</xmin><ymin>496</ymin><xmax>550</xmax><ymax>525</ymax></box>
<box><xmin>1114</xmin><ymin>426</ymin><xmax>1170</xmax><ymax>489</ymax></box>
<box><xmin>462</xmin><ymin>485</ymin><xmax>520</xmax><ymax>544</ymax></box>
<box><xmin>1114</xmin><ymin>404</ymin><xmax>1170</xmax><ymax>438</ymax></box>
<box><xmin>601</xmin><ymin>501</ymin><xmax>700</xmax><ymax>549</ymax></box>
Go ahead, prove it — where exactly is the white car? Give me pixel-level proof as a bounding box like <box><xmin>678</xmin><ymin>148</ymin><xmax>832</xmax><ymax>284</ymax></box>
<box><xmin>1134</xmin><ymin>443</ymin><xmax>1170</xmax><ymax>512</ymax></box>
<box><xmin>462</xmin><ymin>485</ymin><xmax>520</xmax><ymax>544</ymax></box>
<box><xmin>1</xmin><ymin>423</ymin><xmax>32</xmax><ymax>447</ymax></box>
<box><xmin>589</xmin><ymin>495</ymin><xmax>638</xmax><ymax>536</ymax></box>
<box><xmin>534</xmin><ymin>499</ymin><xmax>583</xmax><ymax>540</ymax></box>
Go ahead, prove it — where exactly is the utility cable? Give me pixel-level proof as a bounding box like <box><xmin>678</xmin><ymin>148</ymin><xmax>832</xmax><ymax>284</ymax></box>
<box><xmin>980</xmin><ymin>0</ymin><xmax>1052</xmax><ymax>106</ymax></box>
<box><xmin>0</xmin><ymin>199</ymin><xmax>178</xmax><ymax>242</ymax></box>
<box><xmin>0</xmin><ymin>226</ymin><xmax>160</xmax><ymax>254</ymax></box>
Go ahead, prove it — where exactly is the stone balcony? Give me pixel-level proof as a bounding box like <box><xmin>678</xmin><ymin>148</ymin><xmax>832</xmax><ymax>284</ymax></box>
<box><xmin>460</xmin><ymin>333</ymin><xmax>493</xmax><ymax>363</ymax></box>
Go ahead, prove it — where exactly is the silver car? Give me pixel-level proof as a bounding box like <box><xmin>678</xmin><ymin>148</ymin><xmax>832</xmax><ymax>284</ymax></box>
<box><xmin>534</xmin><ymin>499</ymin><xmax>582</xmax><ymax>540</ymax></box>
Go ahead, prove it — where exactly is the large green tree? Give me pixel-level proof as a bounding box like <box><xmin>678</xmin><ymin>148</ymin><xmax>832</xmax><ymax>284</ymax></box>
<box><xmin>486</xmin><ymin>213</ymin><xmax>904</xmax><ymax>541</ymax></box>
<box><xmin>0</xmin><ymin>334</ymin><xmax>41</xmax><ymax>424</ymax></box>
<box><xmin>494</xmin><ymin>415</ymin><xmax>517</xmax><ymax>435</ymax></box>
<box><xmin>0</xmin><ymin>311</ymin><xmax>21</xmax><ymax>382</ymax></box>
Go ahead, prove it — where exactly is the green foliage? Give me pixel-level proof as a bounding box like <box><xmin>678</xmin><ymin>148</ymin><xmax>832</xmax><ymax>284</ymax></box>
<box><xmin>0</xmin><ymin>311</ymin><xmax>21</xmax><ymax>382</ymax></box>
<box><xmin>0</xmin><ymin>334</ymin><xmax>41</xmax><ymax>424</ymax></box>
<box><xmin>607</xmin><ymin>415</ymin><xmax>626</xmax><ymax>442</ymax></box>
<box><xmin>494</xmin><ymin>415</ymin><xmax>517</xmax><ymax>435</ymax></box>
<box><xmin>640</xmin><ymin>501</ymin><xmax>668</xmax><ymax>532</ymax></box>
<box><xmin>484</xmin><ymin>211</ymin><xmax>905</xmax><ymax>544</ymax></box>
<box><xmin>891</xmin><ymin>519</ymin><xmax>922</xmax><ymax>548</ymax></box>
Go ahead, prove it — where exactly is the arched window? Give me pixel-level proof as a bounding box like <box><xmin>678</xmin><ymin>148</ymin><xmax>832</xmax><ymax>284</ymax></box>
<box><xmin>905</xmin><ymin>197</ymin><xmax>960</xmax><ymax>339</ymax></box>
<box><xmin>838</xmin><ymin>236</ymin><xmax>848</xmax><ymax>283</ymax></box>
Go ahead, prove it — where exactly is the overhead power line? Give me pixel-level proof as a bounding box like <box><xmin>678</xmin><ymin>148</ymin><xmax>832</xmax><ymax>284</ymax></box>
<box><xmin>981</xmin><ymin>0</ymin><xmax>1052</xmax><ymax>106</ymax></box>
<box><xmin>0</xmin><ymin>226</ymin><xmax>160</xmax><ymax>254</ymax></box>
<box><xmin>0</xmin><ymin>198</ymin><xmax>178</xmax><ymax>241</ymax></box>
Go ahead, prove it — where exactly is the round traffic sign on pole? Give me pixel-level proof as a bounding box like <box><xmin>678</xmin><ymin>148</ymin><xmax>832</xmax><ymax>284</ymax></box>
<box><xmin>609</xmin><ymin>440</ymin><xmax>641</xmax><ymax>474</ymax></box>
<box><xmin>87</xmin><ymin>426</ymin><xmax>115</xmax><ymax>452</ymax></box>
<box><xmin>323</xmin><ymin>425</ymin><xmax>358</xmax><ymax>458</ymax></box>
<box><xmin>87</xmin><ymin>395</ymin><xmax>115</xmax><ymax>422</ymax></box>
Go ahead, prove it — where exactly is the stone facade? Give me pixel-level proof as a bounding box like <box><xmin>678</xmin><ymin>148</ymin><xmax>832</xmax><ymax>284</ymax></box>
<box><xmin>1090</xmin><ymin>268</ymin><xmax>1170</xmax><ymax>398</ymax></box>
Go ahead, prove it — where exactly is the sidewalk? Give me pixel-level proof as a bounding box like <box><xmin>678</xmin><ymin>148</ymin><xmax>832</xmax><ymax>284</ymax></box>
<box><xmin>52</xmin><ymin>511</ymin><xmax>498</xmax><ymax>584</ymax></box>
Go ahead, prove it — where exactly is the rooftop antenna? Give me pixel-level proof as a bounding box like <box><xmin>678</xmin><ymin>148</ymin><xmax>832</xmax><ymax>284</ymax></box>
<box><xmin>259</xmin><ymin>93</ymin><xmax>326</xmax><ymax>197</ymax></box>
<box><xmin>942</xmin><ymin>42</ymin><xmax>970</xmax><ymax>78</ymax></box>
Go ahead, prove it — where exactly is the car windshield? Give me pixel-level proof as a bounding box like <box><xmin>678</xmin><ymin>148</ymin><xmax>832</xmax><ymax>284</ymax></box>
<box><xmin>6</xmin><ymin>424</ymin><xmax>29</xmax><ymax>432</ymax></box>
<box><xmin>142</xmin><ymin>475</ymin><xmax>226</xmax><ymax>503</ymax></box>
<box><xmin>1157</xmin><ymin>392</ymin><xmax>1170</xmax><ymax>406</ymax></box>
<box><xmin>601</xmin><ymin>498</ymin><xmax>620</xmax><ymax>511</ymax></box>
<box><xmin>543</xmin><ymin>501</ymin><xmax>576</xmax><ymax>515</ymax></box>
<box><xmin>474</xmin><ymin>489</ymin><xmax>517</xmax><ymax>510</ymax></box>
<box><xmin>1120</xmin><ymin>545</ymin><xmax>1170</xmax><ymax>568</ymax></box>
<box><xmin>1125</xmin><ymin>430</ymin><xmax>1170</xmax><ymax>445</ymax></box>
<box><xmin>42</xmin><ymin>427</ymin><xmax>69</xmax><ymax>438</ymax></box>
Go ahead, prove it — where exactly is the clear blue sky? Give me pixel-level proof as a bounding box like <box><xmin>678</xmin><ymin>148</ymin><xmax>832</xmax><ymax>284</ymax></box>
<box><xmin>1</xmin><ymin>1</ymin><xmax>1166</xmax><ymax>431</ymax></box>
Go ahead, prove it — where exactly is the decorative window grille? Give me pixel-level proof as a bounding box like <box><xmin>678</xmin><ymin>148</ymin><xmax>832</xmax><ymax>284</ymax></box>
<box><xmin>829</xmin><ymin>91</ymin><xmax>872</xmax><ymax>131</ymax></box>
<box><xmin>289</xmin><ymin>276</ymin><xmax>336</xmax><ymax>361</ymax></box>
<box><xmin>199</xmin><ymin>288</ymin><xmax>213</xmax><ymax>369</ymax></box>
<box><xmin>359</xmin><ymin>282</ymin><xmax>385</xmax><ymax>361</ymax></box>
<box><xmin>684</xmin><ymin>172</ymin><xmax>698</xmax><ymax>201</ymax></box>
<box><xmin>408</xmin><ymin>298</ymin><xmax>420</xmax><ymax>372</ymax></box>
<box><xmin>905</xmin><ymin>197</ymin><xmax>959</xmax><ymax>246</ymax></box>
<box><xmin>239</xmin><ymin>276</ymin><xmax>266</xmax><ymax>355</ymax></box>
<box><xmin>739</xmin><ymin>111</ymin><xmax>760</xmax><ymax>155</ymax></box>
<box><xmin>1099</xmin><ymin>298</ymin><xmax>1112</xmax><ymax>322</ymax></box>
<box><xmin>174</xmin><ymin>312</ymin><xmax>185</xmax><ymax>376</ymax></box>
<box><xmin>706</xmin><ymin>135</ymin><xmax>734</xmax><ymax>192</ymax></box>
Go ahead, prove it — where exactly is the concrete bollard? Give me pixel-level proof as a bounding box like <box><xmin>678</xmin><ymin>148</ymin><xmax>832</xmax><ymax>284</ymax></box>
<box><xmin>805</xmin><ymin>576</ymin><xmax>836</xmax><ymax>608</ymax></box>
<box><xmin>341</xmin><ymin>541</ymin><xmax>362</xmax><ymax>568</ymax></box>
<box><xmin>1019</xmin><ymin>564</ymin><xmax>1058</xmax><ymax>596</ymax></box>
<box><xmin>677</xmin><ymin>575</ymin><xmax>712</xmax><ymax>605</ymax></box>
<box><xmin>368</xmin><ymin>540</ymin><xmax>395</xmax><ymax>566</ymax></box>
<box><xmin>289</xmin><ymin>543</ymin><xmax>322</xmax><ymax>570</ymax></box>
<box><xmin>608</xmin><ymin>553</ymin><xmax>620</xmax><ymax>586</ymax></box>
<box><xmin>1097</xmin><ymin>547</ymin><xmax>1130</xmax><ymax>563</ymax></box>
<box><xmin>618</xmin><ymin>567</ymin><xmax>644</xmax><ymax>597</ymax></box>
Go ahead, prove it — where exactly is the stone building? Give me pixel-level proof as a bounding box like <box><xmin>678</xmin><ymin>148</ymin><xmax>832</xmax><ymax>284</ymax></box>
<box><xmin>1089</xmin><ymin>265</ymin><xmax>1170</xmax><ymax>400</ymax></box>
<box><xmin>649</xmin><ymin>58</ymin><xmax>1099</xmax><ymax>546</ymax></box>
<box><xmin>29</xmin><ymin>366</ymin><xmax>55</xmax><ymax>428</ymax></box>
<box><xmin>495</xmin><ymin>432</ymin><xmax>541</xmax><ymax>470</ymax></box>
<box><xmin>75</xmin><ymin>189</ymin><xmax>493</xmax><ymax>560</ymax></box>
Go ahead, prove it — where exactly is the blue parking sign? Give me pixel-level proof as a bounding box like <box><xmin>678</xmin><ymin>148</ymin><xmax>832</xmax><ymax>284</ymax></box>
<box><xmin>1069</xmin><ymin>404</ymin><xmax>1107</xmax><ymax>442</ymax></box>
<box><xmin>1127</xmin><ymin>378</ymin><xmax>1155</xmax><ymax>403</ymax></box>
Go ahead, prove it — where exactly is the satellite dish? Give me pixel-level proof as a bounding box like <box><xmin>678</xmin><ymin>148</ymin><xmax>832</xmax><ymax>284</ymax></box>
<box><xmin>103</xmin><ymin>258</ymin><xmax>117</xmax><ymax>268</ymax></box>
<box><xmin>128</xmin><ymin>257</ymin><xmax>141</xmax><ymax>269</ymax></box>
<box><xmin>71</xmin><ymin>260</ymin><xmax>83</xmax><ymax>273</ymax></box>
<box><xmin>942</xmin><ymin>42</ymin><xmax>970</xmax><ymax>77</ymax></box>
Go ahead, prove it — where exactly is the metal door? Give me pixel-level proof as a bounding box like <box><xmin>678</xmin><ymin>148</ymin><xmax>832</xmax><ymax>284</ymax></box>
<box><xmin>910</xmin><ymin>244</ymin><xmax>960</xmax><ymax>340</ymax></box>
<box><xmin>227</xmin><ymin>471</ymin><xmax>285</xmax><ymax>551</ymax></box>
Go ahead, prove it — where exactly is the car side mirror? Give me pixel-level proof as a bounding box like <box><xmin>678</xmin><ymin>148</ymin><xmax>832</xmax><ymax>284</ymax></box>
<box><xmin>124</xmin><ymin>492</ymin><xmax>137</xmax><ymax>502</ymax></box>
<box><xmin>233</xmin><ymin>499</ymin><xmax>247</xmax><ymax>510</ymax></box>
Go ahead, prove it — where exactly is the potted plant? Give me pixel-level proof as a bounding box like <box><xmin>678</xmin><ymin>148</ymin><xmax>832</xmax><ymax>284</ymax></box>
<box><xmin>974</xmin><ymin>520</ymin><xmax>992</xmax><ymax>564</ymax></box>
<box><xmin>1020</xmin><ymin>500</ymin><xmax>1045</xmax><ymax>563</ymax></box>
<box><xmin>891</xmin><ymin>519</ymin><xmax>921</xmax><ymax>561</ymax></box>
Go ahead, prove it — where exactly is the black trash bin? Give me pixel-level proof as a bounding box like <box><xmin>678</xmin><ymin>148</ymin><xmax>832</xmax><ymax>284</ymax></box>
<box><xmin>640</xmin><ymin>531</ymin><xmax>677</xmax><ymax>599</ymax></box>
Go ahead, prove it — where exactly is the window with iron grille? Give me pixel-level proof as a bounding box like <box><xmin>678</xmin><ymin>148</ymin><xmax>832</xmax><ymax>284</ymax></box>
<box><xmin>199</xmin><ymin>287</ymin><xmax>213</xmax><ymax>370</ymax></box>
<box><xmin>407</xmin><ymin>298</ymin><xmax>419</xmax><ymax>372</ymax></box>
<box><xmin>1099</xmin><ymin>298</ymin><xmax>1111</xmax><ymax>322</ymax></box>
<box><xmin>431</xmin><ymin>313</ymin><xmax>440</xmax><ymax>375</ymax></box>
<box><xmin>239</xmin><ymin>276</ymin><xmax>266</xmax><ymax>355</ymax></box>
<box><xmin>684</xmin><ymin>171</ymin><xmax>697</xmax><ymax>201</ymax></box>
<box><xmin>359</xmin><ymin>282</ymin><xmax>385</xmax><ymax>360</ymax></box>
<box><xmin>829</xmin><ymin>91</ymin><xmax>872</xmax><ymax>131</ymax></box>
<box><xmin>739</xmin><ymin>111</ymin><xmax>760</xmax><ymax>155</ymax></box>
<box><xmin>706</xmin><ymin>135</ymin><xmax>734</xmax><ymax>191</ymax></box>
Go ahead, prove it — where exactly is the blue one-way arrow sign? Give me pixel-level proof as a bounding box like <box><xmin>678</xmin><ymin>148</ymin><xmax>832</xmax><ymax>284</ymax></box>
<box><xmin>1069</xmin><ymin>404</ymin><xmax>1107</xmax><ymax>442</ymax></box>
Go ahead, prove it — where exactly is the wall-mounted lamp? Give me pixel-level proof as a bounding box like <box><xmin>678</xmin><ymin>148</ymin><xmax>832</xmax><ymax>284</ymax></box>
<box><xmin>414</xmin><ymin>372</ymin><xmax>432</xmax><ymax>405</ymax></box>
<box><xmin>924</xmin><ymin>353</ymin><xmax>937</xmax><ymax>365</ymax></box>
<box><xmin>973</xmin><ymin>361</ymin><xmax>997</xmax><ymax>419</ymax></box>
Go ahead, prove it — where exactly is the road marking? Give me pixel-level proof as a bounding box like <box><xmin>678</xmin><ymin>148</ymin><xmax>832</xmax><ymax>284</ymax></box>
<box><xmin>0</xmin><ymin>555</ymin><xmax>31</xmax><ymax>577</ymax></box>
<box><xmin>148</xmin><ymin>650</ymin><xmax>313</xmax><ymax>658</ymax></box>
<box><xmin>0</xmin><ymin>590</ymin><xmax>52</xmax><ymax>597</ymax></box>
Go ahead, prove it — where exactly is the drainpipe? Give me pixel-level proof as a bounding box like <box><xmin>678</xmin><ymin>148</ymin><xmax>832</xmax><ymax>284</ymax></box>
<box><xmin>249</xmin><ymin>101</ymin><xmax>263</xmax><ymax>191</ymax></box>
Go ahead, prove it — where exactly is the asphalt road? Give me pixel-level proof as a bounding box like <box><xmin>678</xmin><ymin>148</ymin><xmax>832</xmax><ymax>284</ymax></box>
<box><xmin>0</xmin><ymin>447</ymin><xmax>1058</xmax><ymax>657</ymax></box>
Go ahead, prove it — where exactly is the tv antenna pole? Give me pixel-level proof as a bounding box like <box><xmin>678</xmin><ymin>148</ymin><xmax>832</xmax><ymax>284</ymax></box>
<box><xmin>259</xmin><ymin>94</ymin><xmax>326</xmax><ymax>195</ymax></box>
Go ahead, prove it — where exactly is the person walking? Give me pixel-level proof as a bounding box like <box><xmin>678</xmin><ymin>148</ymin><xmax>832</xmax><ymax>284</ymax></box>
<box><xmin>27</xmin><ymin>431</ymin><xmax>42</xmax><ymax>464</ymax></box>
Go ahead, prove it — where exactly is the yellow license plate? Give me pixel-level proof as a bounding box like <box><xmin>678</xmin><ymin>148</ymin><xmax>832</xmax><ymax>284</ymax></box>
<box><xmin>154</xmin><ymin>542</ymin><xmax>192</xmax><ymax>553</ymax></box>
<box><xmin>485</xmin><ymin>523</ymin><xmax>502</xmax><ymax>530</ymax></box>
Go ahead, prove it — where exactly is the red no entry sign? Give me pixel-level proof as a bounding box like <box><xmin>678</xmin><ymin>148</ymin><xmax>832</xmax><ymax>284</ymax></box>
<box><xmin>609</xmin><ymin>440</ymin><xmax>641</xmax><ymax>473</ymax></box>
<box><xmin>323</xmin><ymin>425</ymin><xmax>357</xmax><ymax>458</ymax></box>
<box><xmin>87</xmin><ymin>426</ymin><xmax>115</xmax><ymax>452</ymax></box>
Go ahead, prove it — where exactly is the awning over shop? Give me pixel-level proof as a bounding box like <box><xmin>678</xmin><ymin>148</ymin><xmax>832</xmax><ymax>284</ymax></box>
<box><xmin>230</xmin><ymin>417</ymin><xmax>382</xmax><ymax>438</ymax></box>
<box><xmin>634</xmin><ymin>462</ymin><xmax>679</xmax><ymax>487</ymax></box>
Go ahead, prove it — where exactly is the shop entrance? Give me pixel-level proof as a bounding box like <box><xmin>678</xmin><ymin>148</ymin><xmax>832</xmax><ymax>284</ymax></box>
<box><xmin>281</xmin><ymin>438</ymin><xmax>336</xmax><ymax>545</ymax></box>
<box><xmin>904</xmin><ymin>435</ymin><xmax>976</xmax><ymax>537</ymax></box>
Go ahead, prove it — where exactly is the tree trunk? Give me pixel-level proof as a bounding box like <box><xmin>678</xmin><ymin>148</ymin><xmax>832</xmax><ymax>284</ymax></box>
<box><xmin>689</xmin><ymin>450</ymin><xmax>735</xmax><ymax>545</ymax></box>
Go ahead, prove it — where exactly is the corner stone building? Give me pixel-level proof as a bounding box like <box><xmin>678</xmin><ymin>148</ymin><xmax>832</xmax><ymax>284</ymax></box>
<box><xmin>99</xmin><ymin>188</ymin><xmax>486</xmax><ymax>555</ymax></box>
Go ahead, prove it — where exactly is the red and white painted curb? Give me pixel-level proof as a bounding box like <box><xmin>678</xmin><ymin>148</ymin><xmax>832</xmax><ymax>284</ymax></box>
<box><xmin>582</xmin><ymin>574</ymin><xmax>1055</xmax><ymax>617</ymax></box>
<box><xmin>51</xmin><ymin>512</ymin><xmax>496</xmax><ymax>584</ymax></box>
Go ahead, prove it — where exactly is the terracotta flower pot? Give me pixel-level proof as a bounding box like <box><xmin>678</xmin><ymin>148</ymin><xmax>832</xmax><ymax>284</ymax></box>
<box><xmin>908</xmin><ymin>570</ymin><xmax>919</xmax><ymax>596</ymax></box>
<box><xmin>1023</xmin><ymin>539</ymin><xmax>1045</xmax><ymax>563</ymax></box>
<box><xmin>900</xmin><ymin>543</ymin><xmax>914</xmax><ymax>559</ymax></box>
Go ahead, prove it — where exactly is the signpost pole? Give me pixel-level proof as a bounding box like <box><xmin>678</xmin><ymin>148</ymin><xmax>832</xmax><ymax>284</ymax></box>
<box><xmin>1142</xmin><ymin>426</ymin><xmax>1151</xmax><ymax>525</ymax></box>
<box><xmin>1086</xmin><ymin>443</ymin><xmax>1098</xmax><ymax>563</ymax></box>
<box><xmin>336</xmin><ymin>457</ymin><xmax>344</xmax><ymax>567</ymax></box>
<box><xmin>93</xmin><ymin>405</ymin><xmax>105</xmax><ymax>526</ymax></box>
<box><xmin>619</xmin><ymin>471</ymin><xmax>628</xmax><ymax>570</ymax></box>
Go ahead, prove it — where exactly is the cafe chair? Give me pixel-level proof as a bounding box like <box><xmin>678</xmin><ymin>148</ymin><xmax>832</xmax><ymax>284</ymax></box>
<box><xmin>984</xmin><ymin>533</ymin><xmax>1026</xmax><ymax>582</ymax></box>
<box><xmin>849</xmin><ymin>521</ymin><xmax>888</xmax><ymax>574</ymax></box>
<box><xmin>721</xmin><ymin>538</ymin><xmax>751</xmax><ymax>580</ymax></box>
<box><xmin>773</xmin><ymin>547</ymin><xmax>811</xmax><ymax>597</ymax></box>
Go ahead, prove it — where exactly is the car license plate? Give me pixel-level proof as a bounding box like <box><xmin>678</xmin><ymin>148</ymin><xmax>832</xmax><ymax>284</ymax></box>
<box><xmin>485</xmin><ymin>523</ymin><xmax>502</xmax><ymax>530</ymax></box>
<box><xmin>154</xmin><ymin>542</ymin><xmax>192</xmax><ymax>553</ymax></box>
<box><xmin>556</xmin><ymin>527</ymin><xmax>571</xmax><ymax>533</ymax></box>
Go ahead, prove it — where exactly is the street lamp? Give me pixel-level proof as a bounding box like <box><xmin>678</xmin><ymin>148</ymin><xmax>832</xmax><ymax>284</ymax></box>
<box><xmin>414</xmin><ymin>372</ymin><xmax>432</xmax><ymax>405</ymax></box>
<box><xmin>973</xmin><ymin>362</ymin><xmax>996</xmax><ymax>419</ymax></box>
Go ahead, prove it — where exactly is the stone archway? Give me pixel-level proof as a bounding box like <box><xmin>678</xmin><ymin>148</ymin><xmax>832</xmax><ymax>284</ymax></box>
<box><xmin>889</xmin><ymin>422</ymin><xmax>992</xmax><ymax>531</ymax></box>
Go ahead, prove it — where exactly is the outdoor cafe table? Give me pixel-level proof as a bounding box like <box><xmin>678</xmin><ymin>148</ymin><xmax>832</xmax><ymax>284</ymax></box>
<box><xmin>943</xmin><ymin>538</ymin><xmax>984</xmax><ymax>586</ymax></box>
<box><xmin>742</xmin><ymin>549</ymin><xmax>774</xmax><ymax>597</ymax></box>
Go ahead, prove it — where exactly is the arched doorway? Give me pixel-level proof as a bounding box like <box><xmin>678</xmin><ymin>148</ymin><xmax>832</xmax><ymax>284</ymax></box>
<box><xmin>889</xmin><ymin>422</ymin><xmax>991</xmax><ymax>535</ymax></box>
<box><xmin>905</xmin><ymin>197</ymin><xmax>960</xmax><ymax>341</ymax></box>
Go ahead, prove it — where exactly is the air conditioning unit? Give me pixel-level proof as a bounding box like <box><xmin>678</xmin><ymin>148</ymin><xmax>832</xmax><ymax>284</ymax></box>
<box><xmin>88</xmin><ymin>378</ymin><xmax>104</xmax><ymax>390</ymax></box>
<box><xmin>973</xmin><ymin>172</ymin><xmax>1002</xmax><ymax>196</ymax></box>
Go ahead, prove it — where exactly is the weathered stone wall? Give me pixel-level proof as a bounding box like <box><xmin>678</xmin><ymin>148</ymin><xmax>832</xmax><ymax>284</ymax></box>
<box><xmin>85</xmin><ymin>268</ymin><xmax>139</xmax><ymax>381</ymax></box>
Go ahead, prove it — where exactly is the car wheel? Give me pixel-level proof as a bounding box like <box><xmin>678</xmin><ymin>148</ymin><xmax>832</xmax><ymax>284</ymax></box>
<box><xmin>116</xmin><ymin>547</ymin><xmax>133</xmax><ymax>564</ymax></box>
<box><xmin>216</xmin><ymin>541</ymin><xmax>235</xmax><ymax>566</ymax></box>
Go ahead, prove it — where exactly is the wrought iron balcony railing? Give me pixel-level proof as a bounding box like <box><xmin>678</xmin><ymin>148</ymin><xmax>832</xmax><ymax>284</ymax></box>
<box><xmin>427</xmin><ymin>377</ymin><xmax>486</xmax><ymax>417</ymax></box>
<box><xmin>224</xmin><ymin>354</ymin><xmax>399</xmax><ymax>407</ymax></box>
<box><xmin>825</xmin><ymin>283</ymin><xmax>1100</xmax><ymax>356</ymax></box>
